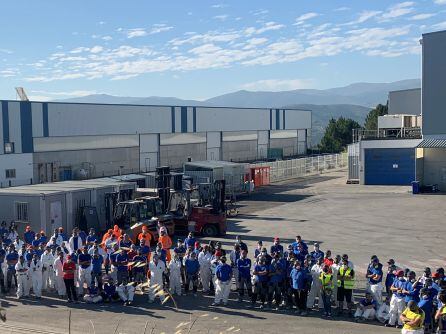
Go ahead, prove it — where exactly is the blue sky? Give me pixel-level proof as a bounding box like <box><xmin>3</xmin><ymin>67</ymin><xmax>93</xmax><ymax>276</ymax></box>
<box><xmin>0</xmin><ymin>0</ymin><xmax>445</xmax><ymax>101</ymax></box>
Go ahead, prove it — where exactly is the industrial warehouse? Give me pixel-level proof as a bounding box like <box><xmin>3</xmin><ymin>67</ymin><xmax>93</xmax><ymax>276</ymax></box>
<box><xmin>0</xmin><ymin>102</ymin><xmax>311</xmax><ymax>187</ymax></box>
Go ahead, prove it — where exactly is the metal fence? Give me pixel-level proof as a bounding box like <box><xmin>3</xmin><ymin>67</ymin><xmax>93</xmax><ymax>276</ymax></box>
<box><xmin>251</xmin><ymin>153</ymin><xmax>347</xmax><ymax>183</ymax></box>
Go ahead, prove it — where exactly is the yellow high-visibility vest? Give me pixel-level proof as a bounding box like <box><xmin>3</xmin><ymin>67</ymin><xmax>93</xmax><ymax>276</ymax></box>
<box><xmin>337</xmin><ymin>266</ymin><xmax>354</xmax><ymax>289</ymax></box>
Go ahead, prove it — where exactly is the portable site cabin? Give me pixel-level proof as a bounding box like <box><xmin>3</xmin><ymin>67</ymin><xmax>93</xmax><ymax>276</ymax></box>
<box><xmin>111</xmin><ymin>174</ymin><xmax>146</xmax><ymax>188</ymax></box>
<box><xmin>0</xmin><ymin>178</ymin><xmax>136</xmax><ymax>237</ymax></box>
<box><xmin>183</xmin><ymin>160</ymin><xmax>248</xmax><ymax>195</ymax></box>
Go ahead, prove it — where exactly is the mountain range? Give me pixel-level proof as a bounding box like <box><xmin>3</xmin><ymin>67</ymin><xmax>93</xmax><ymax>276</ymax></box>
<box><xmin>56</xmin><ymin>79</ymin><xmax>420</xmax><ymax>144</ymax></box>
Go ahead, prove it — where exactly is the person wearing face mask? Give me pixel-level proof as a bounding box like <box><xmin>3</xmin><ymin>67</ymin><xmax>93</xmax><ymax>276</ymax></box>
<box><xmin>354</xmin><ymin>292</ymin><xmax>377</xmax><ymax>321</ymax></box>
<box><xmin>400</xmin><ymin>300</ymin><xmax>425</xmax><ymax>334</ymax></box>
<box><xmin>307</xmin><ymin>257</ymin><xmax>324</xmax><ymax>311</ymax></box>
<box><xmin>68</xmin><ymin>229</ymin><xmax>84</xmax><ymax>254</ymax></box>
<box><xmin>198</xmin><ymin>245</ymin><xmax>212</xmax><ymax>294</ymax></box>
<box><xmin>309</xmin><ymin>243</ymin><xmax>324</xmax><ymax>267</ymax></box>
<box><xmin>366</xmin><ymin>256</ymin><xmax>384</xmax><ymax>306</ymax></box>
<box><xmin>330</xmin><ymin>255</ymin><xmax>342</xmax><ymax>306</ymax></box>
<box><xmin>387</xmin><ymin>270</ymin><xmax>407</xmax><ymax>328</ymax></box>
<box><xmin>337</xmin><ymin>259</ymin><xmax>355</xmax><ymax>316</ymax></box>
<box><xmin>53</xmin><ymin>251</ymin><xmax>66</xmax><ymax>298</ymax></box>
<box><xmin>417</xmin><ymin>288</ymin><xmax>434</xmax><ymax>333</ymax></box>
<box><xmin>319</xmin><ymin>264</ymin><xmax>333</xmax><ymax>317</ymax></box>
<box><xmin>435</xmin><ymin>293</ymin><xmax>446</xmax><ymax>334</ymax></box>
<box><xmin>270</xmin><ymin>237</ymin><xmax>283</xmax><ymax>255</ymax></box>
<box><xmin>15</xmin><ymin>255</ymin><xmax>29</xmax><ymax>299</ymax></box>
<box><xmin>212</xmin><ymin>256</ymin><xmax>232</xmax><ymax>306</ymax></box>
<box><xmin>237</xmin><ymin>249</ymin><xmax>252</xmax><ymax>303</ymax></box>
<box><xmin>29</xmin><ymin>253</ymin><xmax>43</xmax><ymax>298</ymax></box>
<box><xmin>148</xmin><ymin>254</ymin><xmax>166</xmax><ymax>304</ymax></box>
<box><xmin>259</xmin><ymin>248</ymin><xmax>272</xmax><ymax>266</ymax></box>
<box><xmin>290</xmin><ymin>260</ymin><xmax>310</xmax><ymax>315</ymax></box>
<box><xmin>168</xmin><ymin>253</ymin><xmax>182</xmax><ymax>296</ymax></box>
<box><xmin>252</xmin><ymin>256</ymin><xmax>269</xmax><ymax>309</ymax></box>
<box><xmin>268</xmin><ymin>253</ymin><xmax>284</xmax><ymax>310</ymax></box>
<box><xmin>402</xmin><ymin>271</ymin><xmax>421</xmax><ymax>304</ymax></box>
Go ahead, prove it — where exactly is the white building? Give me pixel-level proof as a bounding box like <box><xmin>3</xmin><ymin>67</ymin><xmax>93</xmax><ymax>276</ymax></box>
<box><xmin>0</xmin><ymin>101</ymin><xmax>311</xmax><ymax>187</ymax></box>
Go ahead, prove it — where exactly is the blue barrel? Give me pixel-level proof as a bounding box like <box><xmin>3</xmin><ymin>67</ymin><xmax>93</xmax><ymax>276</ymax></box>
<box><xmin>411</xmin><ymin>181</ymin><xmax>420</xmax><ymax>194</ymax></box>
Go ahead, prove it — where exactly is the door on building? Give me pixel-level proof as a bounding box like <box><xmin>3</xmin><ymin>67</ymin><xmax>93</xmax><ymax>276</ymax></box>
<box><xmin>364</xmin><ymin>148</ymin><xmax>415</xmax><ymax>185</ymax></box>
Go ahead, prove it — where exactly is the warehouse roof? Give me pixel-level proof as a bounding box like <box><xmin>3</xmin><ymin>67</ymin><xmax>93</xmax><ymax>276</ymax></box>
<box><xmin>0</xmin><ymin>178</ymin><xmax>135</xmax><ymax>195</ymax></box>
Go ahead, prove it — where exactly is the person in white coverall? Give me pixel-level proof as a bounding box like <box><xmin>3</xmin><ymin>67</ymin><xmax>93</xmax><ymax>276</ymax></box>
<box><xmin>53</xmin><ymin>252</ymin><xmax>66</xmax><ymax>297</ymax></box>
<box><xmin>116</xmin><ymin>280</ymin><xmax>136</xmax><ymax>306</ymax></box>
<box><xmin>15</xmin><ymin>255</ymin><xmax>29</xmax><ymax>298</ymax></box>
<box><xmin>307</xmin><ymin>257</ymin><xmax>324</xmax><ymax>309</ymax></box>
<box><xmin>198</xmin><ymin>245</ymin><xmax>212</xmax><ymax>294</ymax></box>
<box><xmin>212</xmin><ymin>256</ymin><xmax>232</xmax><ymax>306</ymax></box>
<box><xmin>148</xmin><ymin>254</ymin><xmax>166</xmax><ymax>303</ymax></box>
<box><xmin>330</xmin><ymin>255</ymin><xmax>341</xmax><ymax>306</ymax></box>
<box><xmin>387</xmin><ymin>270</ymin><xmax>406</xmax><ymax>327</ymax></box>
<box><xmin>354</xmin><ymin>292</ymin><xmax>377</xmax><ymax>320</ymax></box>
<box><xmin>41</xmin><ymin>247</ymin><xmax>55</xmax><ymax>291</ymax></box>
<box><xmin>168</xmin><ymin>253</ymin><xmax>182</xmax><ymax>295</ymax></box>
<box><xmin>29</xmin><ymin>254</ymin><xmax>43</xmax><ymax>298</ymax></box>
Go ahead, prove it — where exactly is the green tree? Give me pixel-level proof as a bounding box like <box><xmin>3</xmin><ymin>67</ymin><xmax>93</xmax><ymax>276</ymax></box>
<box><xmin>318</xmin><ymin>117</ymin><xmax>361</xmax><ymax>153</ymax></box>
<box><xmin>364</xmin><ymin>103</ymin><xmax>388</xmax><ymax>131</ymax></box>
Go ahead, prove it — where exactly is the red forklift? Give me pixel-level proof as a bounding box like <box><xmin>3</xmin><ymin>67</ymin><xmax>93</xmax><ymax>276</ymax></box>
<box><xmin>169</xmin><ymin>179</ymin><xmax>227</xmax><ymax>237</ymax></box>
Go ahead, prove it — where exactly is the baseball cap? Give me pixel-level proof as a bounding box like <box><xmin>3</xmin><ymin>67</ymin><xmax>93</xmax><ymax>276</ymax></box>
<box><xmin>67</xmin><ymin>255</ymin><xmax>72</xmax><ymax>260</ymax></box>
<box><xmin>395</xmin><ymin>269</ymin><xmax>404</xmax><ymax>276</ymax></box>
<box><xmin>314</xmin><ymin>242</ymin><xmax>319</xmax><ymax>247</ymax></box>
<box><xmin>274</xmin><ymin>237</ymin><xmax>280</xmax><ymax>241</ymax></box>
<box><xmin>387</xmin><ymin>259</ymin><xmax>395</xmax><ymax>265</ymax></box>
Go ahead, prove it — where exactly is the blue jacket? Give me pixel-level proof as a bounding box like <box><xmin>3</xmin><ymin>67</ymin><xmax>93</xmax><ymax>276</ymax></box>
<box><xmin>290</xmin><ymin>267</ymin><xmax>308</xmax><ymax>290</ymax></box>
<box><xmin>237</xmin><ymin>258</ymin><xmax>251</xmax><ymax>279</ymax></box>
<box><xmin>367</xmin><ymin>263</ymin><xmax>383</xmax><ymax>284</ymax></box>
<box><xmin>392</xmin><ymin>278</ymin><xmax>406</xmax><ymax>298</ymax></box>
<box><xmin>185</xmin><ymin>258</ymin><xmax>200</xmax><ymax>275</ymax></box>
<box><xmin>216</xmin><ymin>263</ymin><xmax>232</xmax><ymax>282</ymax></box>
<box><xmin>269</xmin><ymin>261</ymin><xmax>284</xmax><ymax>283</ymax></box>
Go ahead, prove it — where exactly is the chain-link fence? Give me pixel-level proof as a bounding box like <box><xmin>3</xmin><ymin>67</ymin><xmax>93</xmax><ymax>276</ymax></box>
<box><xmin>251</xmin><ymin>153</ymin><xmax>347</xmax><ymax>183</ymax></box>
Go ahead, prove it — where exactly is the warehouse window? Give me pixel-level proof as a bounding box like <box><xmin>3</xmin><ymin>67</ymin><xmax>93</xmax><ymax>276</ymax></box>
<box><xmin>5</xmin><ymin>169</ymin><xmax>16</xmax><ymax>179</ymax></box>
<box><xmin>4</xmin><ymin>142</ymin><xmax>14</xmax><ymax>154</ymax></box>
<box><xmin>15</xmin><ymin>202</ymin><xmax>29</xmax><ymax>222</ymax></box>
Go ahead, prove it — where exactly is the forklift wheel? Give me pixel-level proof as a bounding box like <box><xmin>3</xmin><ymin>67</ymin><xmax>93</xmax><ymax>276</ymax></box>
<box><xmin>202</xmin><ymin>224</ymin><xmax>218</xmax><ymax>237</ymax></box>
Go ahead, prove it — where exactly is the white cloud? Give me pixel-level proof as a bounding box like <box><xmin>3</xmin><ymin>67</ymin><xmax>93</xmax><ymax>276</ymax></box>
<box><xmin>295</xmin><ymin>12</ymin><xmax>319</xmax><ymax>25</ymax></box>
<box><xmin>434</xmin><ymin>0</ymin><xmax>446</xmax><ymax>4</ymax></box>
<box><xmin>251</xmin><ymin>9</ymin><xmax>269</xmax><ymax>16</ymax></box>
<box><xmin>149</xmin><ymin>24</ymin><xmax>173</xmax><ymax>35</ymax></box>
<box><xmin>432</xmin><ymin>21</ymin><xmax>446</xmax><ymax>29</ymax></box>
<box><xmin>102</xmin><ymin>36</ymin><xmax>113</xmax><ymax>41</ymax></box>
<box><xmin>126</xmin><ymin>24</ymin><xmax>173</xmax><ymax>38</ymax></box>
<box><xmin>381</xmin><ymin>2</ymin><xmax>415</xmax><ymax>20</ymax></box>
<box><xmin>344</xmin><ymin>10</ymin><xmax>382</xmax><ymax>25</ymax></box>
<box><xmin>90</xmin><ymin>46</ymin><xmax>104</xmax><ymax>53</ymax></box>
<box><xmin>211</xmin><ymin>4</ymin><xmax>227</xmax><ymax>8</ymax></box>
<box><xmin>335</xmin><ymin>7</ymin><xmax>350</xmax><ymax>11</ymax></box>
<box><xmin>0</xmin><ymin>49</ymin><xmax>13</xmax><ymax>54</ymax></box>
<box><xmin>213</xmin><ymin>15</ymin><xmax>228</xmax><ymax>21</ymax></box>
<box><xmin>98</xmin><ymin>21</ymin><xmax>106</xmax><ymax>25</ymax></box>
<box><xmin>127</xmin><ymin>28</ymin><xmax>147</xmax><ymax>38</ymax></box>
<box><xmin>241</xmin><ymin>79</ymin><xmax>313</xmax><ymax>91</ymax></box>
<box><xmin>410</xmin><ymin>13</ymin><xmax>436</xmax><ymax>20</ymax></box>
<box><xmin>70</xmin><ymin>47</ymin><xmax>89</xmax><ymax>54</ymax></box>
<box><xmin>245</xmin><ymin>22</ymin><xmax>285</xmax><ymax>36</ymax></box>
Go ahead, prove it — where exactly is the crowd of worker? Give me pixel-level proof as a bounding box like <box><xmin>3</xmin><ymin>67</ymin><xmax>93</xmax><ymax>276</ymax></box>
<box><xmin>0</xmin><ymin>220</ymin><xmax>445</xmax><ymax>334</ymax></box>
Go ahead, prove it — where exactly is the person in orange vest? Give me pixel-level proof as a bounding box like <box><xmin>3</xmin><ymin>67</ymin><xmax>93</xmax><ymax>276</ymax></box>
<box><xmin>112</xmin><ymin>225</ymin><xmax>122</xmax><ymax>239</ymax></box>
<box><xmin>158</xmin><ymin>227</ymin><xmax>172</xmax><ymax>262</ymax></box>
<box><xmin>137</xmin><ymin>226</ymin><xmax>152</xmax><ymax>247</ymax></box>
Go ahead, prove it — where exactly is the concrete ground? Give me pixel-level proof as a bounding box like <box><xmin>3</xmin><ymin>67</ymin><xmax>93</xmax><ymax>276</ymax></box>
<box><xmin>1</xmin><ymin>169</ymin><xmax>444</xmax><ymax>334</ymax></box>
